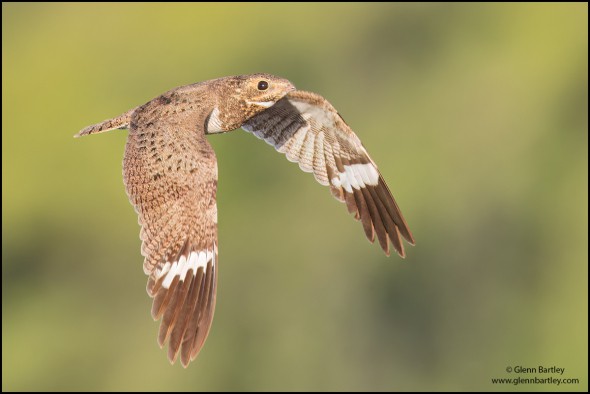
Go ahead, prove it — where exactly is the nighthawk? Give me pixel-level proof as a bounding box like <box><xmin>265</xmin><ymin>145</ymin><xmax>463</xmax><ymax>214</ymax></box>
<box><xmin>76</xmin><ymin>73</ymin><xmax>415</xmax><ymax>367</ymax></box>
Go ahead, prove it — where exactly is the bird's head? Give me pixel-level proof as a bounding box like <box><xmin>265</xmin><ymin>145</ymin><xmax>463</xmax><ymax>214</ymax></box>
<box><xmin>206</xmin><ymin>73</ymin><xmax>295</xmax><ymax>134</ymax></box>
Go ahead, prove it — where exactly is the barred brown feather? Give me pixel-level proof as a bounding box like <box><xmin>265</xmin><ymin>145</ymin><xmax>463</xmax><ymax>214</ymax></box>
<box><xmin>243</xmin><ymin>90</ymin><xmax>415</xmax><ymax>256</ymax></box>
<box><xmin>76</xmin><ymin>74</ymin><xmax>414</xmax><ymax>368</ymax></box>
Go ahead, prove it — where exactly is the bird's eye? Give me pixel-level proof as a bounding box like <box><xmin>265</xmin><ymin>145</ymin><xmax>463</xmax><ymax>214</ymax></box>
<box><xmin>257</xmin><ymin>81</ymin><xmax>268</xmax><ymax>91</ymax></box>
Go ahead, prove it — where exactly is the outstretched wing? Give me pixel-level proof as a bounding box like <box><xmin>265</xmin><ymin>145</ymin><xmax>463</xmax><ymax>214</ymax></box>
<box><xmin>124</xmin><ymin>113</ymin><xmax>218</xmax><ymax>367</ymax></box>
<box><xmin>242</xmin><ymin>90</ymin><xmax>414</xmax><ymax>257</ymax></box>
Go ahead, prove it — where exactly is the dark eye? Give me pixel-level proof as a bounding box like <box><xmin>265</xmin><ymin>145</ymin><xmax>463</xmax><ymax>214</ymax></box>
<box><xmin>257</xmin><ymin>80</ymin><xmax>268</xmax><ymax>90</ymax></box>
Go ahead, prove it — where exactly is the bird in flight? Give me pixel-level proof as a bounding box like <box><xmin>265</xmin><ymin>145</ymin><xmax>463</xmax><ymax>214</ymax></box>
<box><xmin>75</xmin><ymin>73</ymin><xmax>414</xmax><ymax>367</ymax></box>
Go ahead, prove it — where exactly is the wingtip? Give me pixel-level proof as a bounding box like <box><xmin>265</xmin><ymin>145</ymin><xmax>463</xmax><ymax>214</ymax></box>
<box><xmin>381</xmin><ymin>249</ymin><xmax>406</xmax><ymax>258</ymax></box>
<box><xmin>180</xmin><ymin>356</ymin><xmax>191</xmax><ymax>368</ymax></box>
<box><xmin>168</xmin><ymin>346</ymin><xmax>180</xmax><ymax>366</ymax></box>
<box><xmin>394</xmin><ymin>237</ymin><xmax>409</xmax><ymax>258</ymax></box>
<box><xmin>382</xmin><ymin>242</ymin><xmax>391</xmax><ymax>257</ymax></box>
<box><xmin>403</xmin><ymin>228</ymin><xmax>416</xmax><ymax>246</ymax></box>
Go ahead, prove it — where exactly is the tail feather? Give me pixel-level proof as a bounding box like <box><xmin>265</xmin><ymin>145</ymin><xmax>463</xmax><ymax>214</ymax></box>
<box><xmin>74</xmin><ymin>108</ymin><xmax>135</xmax><ymax>138</ymax></box>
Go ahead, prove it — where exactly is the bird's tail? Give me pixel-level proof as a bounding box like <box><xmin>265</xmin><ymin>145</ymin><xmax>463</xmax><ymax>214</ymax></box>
<box><xmin>74</xmin><ymin>108</ymin><xmax>135</xmax><ymax>138</ymax></box>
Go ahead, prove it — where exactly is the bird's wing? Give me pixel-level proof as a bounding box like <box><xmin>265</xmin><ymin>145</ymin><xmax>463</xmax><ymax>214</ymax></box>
<box><xmin>242</xmin><ymin>90</ymin><xmax>414</xmax><ymax>257</ymax></box>
<box><xmin>124</xmin><ymin>114</ymin><xmax>218</xmax><ymax>367</ymax></box>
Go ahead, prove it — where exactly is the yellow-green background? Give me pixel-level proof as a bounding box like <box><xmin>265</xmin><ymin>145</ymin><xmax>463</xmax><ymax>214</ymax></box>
<box><xmin>2</xmin><ymin>3</ymin><xmax>587</xmax><ymax>391</ymax></box>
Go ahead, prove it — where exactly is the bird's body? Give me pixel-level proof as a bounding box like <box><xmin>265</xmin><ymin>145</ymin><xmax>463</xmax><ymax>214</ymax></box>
<box><xmin>76</xmin><ymin>73</ymin><xmax>414</xmax><ymax>367</ymax></box>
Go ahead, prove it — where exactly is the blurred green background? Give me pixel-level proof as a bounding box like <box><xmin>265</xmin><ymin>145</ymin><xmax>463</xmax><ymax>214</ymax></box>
<box><xmin>2</xmin><ymin>3</ymin><xmax>587</xmax><ymax>391</ymax></box>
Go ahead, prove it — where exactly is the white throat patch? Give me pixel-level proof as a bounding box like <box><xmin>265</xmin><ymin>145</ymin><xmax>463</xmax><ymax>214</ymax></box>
<box><xmin>207</xmin><ymin>107</ymin><xmax>224</xmax><ymax>133</ymax></box>
<box><xmin>246</xmin><ymin>100</ymin><xmax>276</xmax><ymax>109</ymax></box>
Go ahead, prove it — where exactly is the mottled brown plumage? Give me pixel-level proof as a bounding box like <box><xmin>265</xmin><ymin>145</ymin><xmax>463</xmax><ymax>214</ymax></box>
<box><xmin>76</xmin><ymin>73</ymin><xmax>414</xmax><ymax>367</ymax></box>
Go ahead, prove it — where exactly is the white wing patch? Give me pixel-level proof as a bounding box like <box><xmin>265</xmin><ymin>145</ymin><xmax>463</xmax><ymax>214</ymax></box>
<box><xmin>330</xmin><ymin>163</ymin><xmax>379</xmax><ymax>193</ymax></box>
<box><xmin>158</xmin><ymin>249</ymin><xmax>216</xmax><ymax>289</ymax></box>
